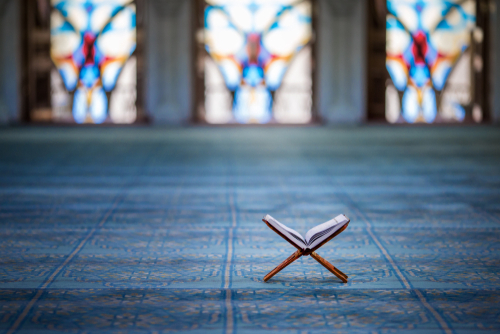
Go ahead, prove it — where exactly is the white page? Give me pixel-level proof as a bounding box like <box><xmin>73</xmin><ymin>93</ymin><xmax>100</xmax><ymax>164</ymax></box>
<box><xmin>264</xmin><ymin>215</ymin><xmax>306</xmax><ymax>250</ymax></box>
<box><xmin>304</xmin><ymin>214</ymin><xmax>349</xmax><ymax>249</ymax></box>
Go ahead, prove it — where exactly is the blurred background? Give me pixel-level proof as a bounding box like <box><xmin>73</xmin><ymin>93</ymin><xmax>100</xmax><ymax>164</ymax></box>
<box><xmin>0</xmin><ymin>0</ymin><xmax>498</xmax><ymax>126</ymax></box>
<box><xmin>1</xmin><ymin>3</ymin><xmax>500</xmax><ymax>332</ymax></box>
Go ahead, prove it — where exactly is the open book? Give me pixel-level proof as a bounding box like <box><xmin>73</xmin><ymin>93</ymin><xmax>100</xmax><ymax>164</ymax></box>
<box><xmin>262</xmin><ymin>214</ymin><xmax>351</xmax><ymax>282</ymax></box>
<box><xmin>263</xmin><ymin>214</ymin><xmax>350</xmax><ymax>251</ymax></box>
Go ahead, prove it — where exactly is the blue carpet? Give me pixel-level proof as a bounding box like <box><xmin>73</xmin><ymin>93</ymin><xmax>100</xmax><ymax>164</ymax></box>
<box><xmin>0</xmin><ymin>126</ymin><xmax>499</xmax><ymax>333</ymax></box>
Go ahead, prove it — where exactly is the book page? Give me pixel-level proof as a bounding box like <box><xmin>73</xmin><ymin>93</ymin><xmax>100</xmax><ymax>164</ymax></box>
<box><xmin>304</xmin><ymin>214</ymin><xmax>349</xmax><ymax>249</ymax></box>
<box><xmin>264</xmin><ymin>215</ymin><xmax>306</xmax><ymax>250</ymax></box>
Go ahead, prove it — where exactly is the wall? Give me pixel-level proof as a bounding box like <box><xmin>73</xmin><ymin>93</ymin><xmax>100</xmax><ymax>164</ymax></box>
<box><xmin>146</xmin><ymin>0</ymin><xmax>368</xmax><ymax>125</ymax></box>
<box><xmin>146</xmin><ymin>0</ymin><xmax>192</xmax><ymax>124</ymax></box>
<box><xmin>316</xmin><ymin>0</ymin><xmax>367</xmax><ymax>124</ymax></box>
<box><xmin>0</xmin><ymin>1</ymin><xmax>498</xmax><ymax>125</ymax></box>
<box><xmin>0</xmin><ymin>0</ymin><xmax>20</xmax><ymax>124</ymax></box>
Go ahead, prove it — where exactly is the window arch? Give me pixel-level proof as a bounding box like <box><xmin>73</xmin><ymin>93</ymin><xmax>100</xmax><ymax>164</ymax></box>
<box><xmin>384</xmin><ymin>0</ymin><xmax>487</xmax><ymax>123</ymax></box>
<box><xmin>196</xmin><ymin>0</ymin><xmax>315</xmax><ymax>124</ymax></box>
<box><xmin>24</xmin><ymin>0</ymin><xmax>143</xmax><ymax>124</ymax></box>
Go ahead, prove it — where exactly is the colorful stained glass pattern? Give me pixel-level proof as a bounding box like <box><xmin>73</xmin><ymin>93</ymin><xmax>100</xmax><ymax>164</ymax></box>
<box><xmin>204</xmin><ymin>0</ymin><xmax>312</xmax><ymax>124</ymax></box>
<box><xmin>51</xmin><ymin>0</ymin><xmax>137</xmax><ymax>124</ymax></box>
<box><xmin>386</xmin><ymin>0</ymin><xmax>476</xmax><ymax>123</ymax></box>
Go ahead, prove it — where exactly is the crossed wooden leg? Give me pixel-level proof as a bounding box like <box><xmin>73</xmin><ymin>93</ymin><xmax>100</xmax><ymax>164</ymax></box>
<box><xmin>263</xmin><ymin>250</ymin><xmax>303</xmax><ymax>282</ymax></box>
<box><xmin>310</xmin><ymin>252</ymin><xmax>348</xmax><ymax>283</ymax></box>
<box><xmin>263</xmin><ymin>250</ymin><xmax>348</xmax><ymax>283</ymax></box>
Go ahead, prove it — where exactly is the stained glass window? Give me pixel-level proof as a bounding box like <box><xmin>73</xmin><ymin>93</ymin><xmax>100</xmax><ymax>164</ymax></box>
<box><xmin>386</xmin><ymin>0</ymin><xmax>480</xmax><ymax>123</ymax></box>
<box><xmin>202</xmin><ymin>0</ymin><xmax>313</xmax><ymax>124</ymax></box>
<box><xmin>50</xmin><ymin>0</ymin><xmax>137</xmax><ymax>124</ymax></box>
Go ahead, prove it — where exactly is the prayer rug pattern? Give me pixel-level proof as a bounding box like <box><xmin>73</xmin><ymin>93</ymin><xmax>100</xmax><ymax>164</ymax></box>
<box><xmin>0</xmin><ymin>126</ymin><xmax>499</xmax><ymax>333</ymax></box>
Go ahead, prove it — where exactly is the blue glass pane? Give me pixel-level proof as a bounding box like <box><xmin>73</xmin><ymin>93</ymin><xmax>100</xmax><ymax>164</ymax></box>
<box><xmin>204</xmin><ymin>0</ymin><xmax>313</xmax><ymax>124</ymax></box>
<box><xmin>51</xmin><ymin>0</ymin><xmax>137</xmax><ymax>124</ymax></box>
<box><xmin>386</xmin><ymin>0</ymin><xmax>476</xmax><ymax>123</ymax></box>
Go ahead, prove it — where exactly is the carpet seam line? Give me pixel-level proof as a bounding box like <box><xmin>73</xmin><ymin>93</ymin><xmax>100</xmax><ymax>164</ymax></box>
<box><xmin>349</xmin><ymin>198</ymin><xmax>454</xmax><ymax>334</ymax></box>
<box><xmin>5</xmin><ymin>196</ymin><xmax>121</xmax><ymax>334</ymax></box>
<box><xmin>224</xmin><ymin>192</ymin><xmax>237</xmax><ymax>334</ymax></box>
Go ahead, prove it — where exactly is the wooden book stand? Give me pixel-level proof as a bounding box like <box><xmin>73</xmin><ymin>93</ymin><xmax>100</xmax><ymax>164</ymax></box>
<box><xmin>262</xmin><ymin>219</ymin><xmax>350</xmax><ymax>283</ymax></box>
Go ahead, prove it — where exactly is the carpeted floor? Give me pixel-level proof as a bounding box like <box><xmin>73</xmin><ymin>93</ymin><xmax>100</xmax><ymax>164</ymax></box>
<box><xmin>0</xmin><ymin>126</ymin><xmax>499</xmax><ymax>333</ymax></box>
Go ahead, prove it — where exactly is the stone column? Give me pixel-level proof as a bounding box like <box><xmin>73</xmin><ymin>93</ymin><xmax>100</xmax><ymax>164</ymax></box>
<box><xmin>316</xmin><ymin>0</ymin><xmax>366</xmax><ymax>124</ymax></box>
<box><xmin>0</xmin><ymin>0</ymin><xmax>20</xmax><ymax>124</ymax></box>
<box><xmin>146</xmin><ymin>0</ymin><xmax>192</xmax><ymax>124</ymax></box>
